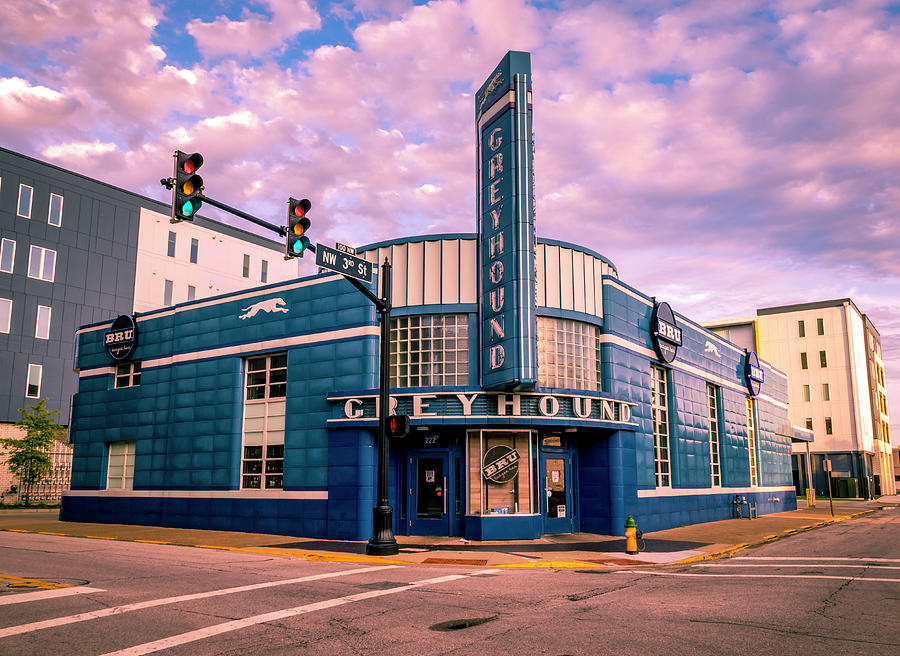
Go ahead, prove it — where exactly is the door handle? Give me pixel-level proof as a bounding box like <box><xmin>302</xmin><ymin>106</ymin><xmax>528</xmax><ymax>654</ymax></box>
<box><xmin>443</xmin><ymin>476</ymin><xmax>447</xmax><ymax>515</ymax></box>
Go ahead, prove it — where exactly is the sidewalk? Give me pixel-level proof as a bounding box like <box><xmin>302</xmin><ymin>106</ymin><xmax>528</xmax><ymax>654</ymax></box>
<box><xmin>1</xmin><ymin>497</ymin><xmax>895</xmax><ymax>569</ymax></box>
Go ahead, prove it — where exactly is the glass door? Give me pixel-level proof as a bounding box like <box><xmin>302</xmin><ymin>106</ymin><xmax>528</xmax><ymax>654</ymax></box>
<box><xmin>542</xmin><ymin>454</ymin><xmax>573</xmax><ymax>534</ymax></box>
<box><xmin>409</xmin><ymin>453</ymin><xmax>450</xmax><ymax>535</ymax></box>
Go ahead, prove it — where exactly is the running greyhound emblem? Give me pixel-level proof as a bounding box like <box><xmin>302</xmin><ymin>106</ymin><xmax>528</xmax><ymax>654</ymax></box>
<box><xmin>239</xmin><ymin>298</ymin><xmax>289</xmax><ymax>319</ymax></box>
<box><xmin>704</xmin><ymin>341</ymin><xmax>721</xmax><ymax>358</ymax></box>
<box><xmin>479</xmin><ymin>71</ymin><xmax>504</xmax><ymax>110</ymax></box>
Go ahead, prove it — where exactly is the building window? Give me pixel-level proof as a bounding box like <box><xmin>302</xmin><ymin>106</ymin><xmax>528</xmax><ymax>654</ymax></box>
<box><xmin>164</xmin><ymin>279</ymin><xmax>173</xmax><ymax>305</ymax></box>
<box><xmin>798</xmin><ymin>320</ymin><xmax>805</xmax><ymax>338</ymax></box>
<box><xmin>0</xmin><ymin>238</ymin><xmax>14</xmax><ymax>273</ymax></box>
<box><xmin>115</xmin><ymin>361</ymin><xmax>141</xmax><ymax>388</ymax></box>
<box><xmin>261</xmin><ymin>259</ymin><xmax>268</xmax><ymax>283</ymax></box>
<box><xmin>825</xmin><ymin>417</ymin><xmax>833</xmax><ymax>435</ymax></box>
<box><xmin>17</xmin><ymin>184</ymin><xmax>33</xmax><ymax>218</ymax></box>
<box><xmin>746</xmin><ymin>397</ymin><xmax>758</xmax><ymax>487</ymax></box>
<box><xmin>817</xmin><ymin>317</ymin><xmax>824</xmax><ymax>335</ymax></box>
<box><xmin>26</xmin><ymin>364</ymin><xmax>42</xmax><ymax>398</ymax></box>
<box><xmin>27</xmin><ymin>246</ymin><xmax>56</xmax><ymax>282</ymax></box>
<box><xmin>802</xmin><ymin>384</ymin><xmax>810</xmax><ymax>402</ymax></box>
<box><xmin>800</xmin><ymin>352</ymin><xmax>808</xmax><ymax>370</ymax></box>
<box><xmin>651</xmin><ymin>366</ymin><xmax>671</xmax><ymax>487</ymax></box>
<box><xmin>167</xmin><ymin>231</ymin><xmax>176</xmax><ymax>258</ymax></box>
<box><xmin>805</xmin><ymin>418</ymin><xmax>813</xmax><ymax>431</ymax></box>
<box><xmin>822</xmin><ymin>383</ymin><xmax>830</xmax><ymax>401</ymax></box>
<box><xmin>242</xmin><ymin>353</ymin><xmax>287</xmax><ymax>489</ymax></box>
<box><xmin>0</xmin><ymin>297</ymin><xmax>11</xmax><ymax>333</ymax></box>
<box><xmin>48</xmin><ymin>193</ymin><xmax>63</xmax><ymax>227</ymax></box>
<box><xmin>187</xmin><ymin>284</ymin><xmax>196</xmax><ymax>301</ymax></box>
<box><xmin>106</xmin><ymin>441</ymin><xmax>135</xmax><ymax>490</ymax></box>
<box><xmin>819</xmin><ymin>350</ymin><xmax>827</xmax><ymax>367</ymax></box>
<box><xmin>242</xmin><ymin>254</ymin><xmax>250</xmax><ymax>278</ymax></box>
<box><xmin>537</xmin><ymin>317</ymin><xmax>601</xmax><ymax>391</ymax></box>
<box><xmin>35</xmin><ymin>305</ymin><xmax>51</xmax><ymax>340</ymax></box>
<box><xmin>190</xmin><ymin>237</ymin><xmax>198</xmax><ymax>264</ymax></box>
<box><xmin>466</xmin><ymin>429</ymin><xmax>533</xmax><ymax>516</ymax></box>
<box><xmin>707</xmin><ymin>384</ymin><xmax>721</xmax><ymax>487</ymax></box>
<box><xmin>391</xmin><ymin>314</ymin><xmax>469</xmax><ymax>387</ymax></box>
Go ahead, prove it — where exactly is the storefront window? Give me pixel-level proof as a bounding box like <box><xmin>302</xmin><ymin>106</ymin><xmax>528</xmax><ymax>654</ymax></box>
<box><xmin>466</xmin><ymin>430</ymin><xmax>533</xmax><ymax>515</ymax></box>
<box><xmin>536</xmin><ymin>317</ymin><xmax>601</xmax><ymax>391</ymax></box>
<box><xmin>391</xmin><ymin>314</ymin><xmax>469</xmax><ymax>387</ymax></box>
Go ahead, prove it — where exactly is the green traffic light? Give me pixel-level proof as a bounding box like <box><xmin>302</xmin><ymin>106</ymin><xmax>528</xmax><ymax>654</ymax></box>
<box><xmin>181</xmin><ymin>198</ymin><xmax>201</xmax><ymax>217</ymax></box>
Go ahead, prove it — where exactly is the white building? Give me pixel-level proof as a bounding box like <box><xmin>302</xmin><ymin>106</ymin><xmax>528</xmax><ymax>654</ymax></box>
<box><xmin>707</xmin><ymin>299</ymin><xmax>894</xmax><ymax>497</ymax></box>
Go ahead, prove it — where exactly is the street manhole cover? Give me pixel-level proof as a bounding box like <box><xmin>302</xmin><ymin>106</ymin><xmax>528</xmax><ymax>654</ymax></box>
<box><xmin>429</xmin><ymin>616</ymin><xmax>497</xmax><ymax>632</ymax></box>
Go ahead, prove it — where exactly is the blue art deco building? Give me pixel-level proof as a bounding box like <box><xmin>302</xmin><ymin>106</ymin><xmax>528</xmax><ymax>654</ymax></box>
<box><xmin>61</xmin><ymin>52</ymin><xmax>797</xmax><ymax>541</ymax></box>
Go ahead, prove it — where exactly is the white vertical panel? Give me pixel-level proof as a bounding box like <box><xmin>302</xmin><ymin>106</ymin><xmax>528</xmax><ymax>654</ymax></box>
<box><xmin>535</xmin><ymin>243</ymin><xmax>545</xmax><ymax>307</ymax></box>
<box><xmin>545</xmin><ymin>245</ymin><xmax>560</xmax><ymax>308</ymax></box>
<box><xmin>559</xmin><ymin>247</ymin><xmax>574</xmax><ymax>311</ymax></box>
<box><xmin>594</xmin><ymin>259</ymin><xmax>604</xmax><ymax>317</ymax></box>
<box><xmin>459</xmin><ymin>239</ymin><xmax>477</xmax><ymax>303</ymax></box>
<box><xmin>406</xmin><ymin>240</ymin><xmax>424</xmax><ymax>306</ymax></box>
<box><xmin>391</xmin><ymin>243</ymin><xmax>407</xmax><ymax>307</ymax></box>
<box><xmin>572</xmin><ymin>250</ymin><xmax>585</xmax><ymax>313</ymax></box>
<box><xmin>424</xmin><ymin>240</ymin><xmax>441</xmax><ymax>304</ymax></box>
<box><xmin>583</xmin><ymin>256</ymin><xmax>595</xmax><ymax>315</ymax></box>
<box><xmin>442</xmin><ymin>240</ymin><xmax>460</xmax><ymax>304</ymax></box>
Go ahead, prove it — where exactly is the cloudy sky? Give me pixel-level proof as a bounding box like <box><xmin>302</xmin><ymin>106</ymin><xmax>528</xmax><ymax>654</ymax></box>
<box><xmin>2</xmin><ymin>0</ymin><xmax>898</xmax><ymax>433</ymax></box>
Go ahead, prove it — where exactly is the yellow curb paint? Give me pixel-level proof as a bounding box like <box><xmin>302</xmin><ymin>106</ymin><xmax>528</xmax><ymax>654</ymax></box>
<box><xmin>4</xmin><ymin>529</ymin><xmax>31</xmax><ymax>533</ymax></box>
<box><xmin>495</xmin><ymin>561</ymin><xmax>604</xmax><ymax>569</ymax></box>
<box><xmin>84</xmin><ymin>536</ymin><xmax>119</xmax><ymax>540</ymax></box>
<box><xmin>37</xmin><ymin>532</ymin><xmax>68</xmax><ymax>536</ymax></box>
<box><xmin>0</xmin><ymin>574</ymin><xmax>73</xmax><ymax>590</ymax></box>
<box><xmin>134</xmin><ymin>540</ymin><xmax>171</xmax><ymax>544</ymax></box>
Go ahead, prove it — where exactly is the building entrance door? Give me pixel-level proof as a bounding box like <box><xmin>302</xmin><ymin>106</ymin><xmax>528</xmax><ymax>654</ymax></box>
<box><xmin>408</xmin><ymin>452</ymin><xmax>450</xmax><ymax>535</ymax></box>
<box><xmin>542</xmin><ymin>453</ymin><xmax>573</xmax><ymax>534</ymax></box>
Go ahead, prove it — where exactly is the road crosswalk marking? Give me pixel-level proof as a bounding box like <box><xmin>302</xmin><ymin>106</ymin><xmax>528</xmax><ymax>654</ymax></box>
<box><xmin>0</xmin><ymin>587</ymin><xmax>106</xmax><ymax>607</ymax></box>
<box><xmin>613</xmin><ymin>570</ymin><xmax>900</xmax><ymax>583</ymax></box>
<box><xmin>99</xmin><ymin>570</ymin><xmax>496</xmax><ymax>656</ymax></box>
<box><xmin>0</xmin><ymin>565</ymin><xmax>400</xmax><ymax>639</ymax></box>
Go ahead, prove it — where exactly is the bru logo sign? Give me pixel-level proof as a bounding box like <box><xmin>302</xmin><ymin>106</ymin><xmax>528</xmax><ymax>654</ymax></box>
<box><xmin>745</xmin><ymin>350</ymin><xmax>765</xmax><ymax>396</ymax></box>
<box><xmin>477</xmin><ymin>51</ymin><xmax>537</xmax><ymax>390</ymax></box>
<box><xmin>482</xmin><ymin>444</ymin><xmax>520</xmax><ymax>483</ymax></box>
<box><xmin>651</xmin><ymin>301</ymin><xmax>682</xmax><ymax>363</ymax></box>
<box><xmin>105</xmin><ymin>315</ymin><xmax>138</xmax><ymax>362</ymax></box>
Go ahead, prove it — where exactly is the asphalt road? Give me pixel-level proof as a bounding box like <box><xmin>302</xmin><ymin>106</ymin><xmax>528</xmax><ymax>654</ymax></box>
<box><xmin>2</xmin><ymin>507</ymin><xmax>898</xmax><ymax>655</ymax></box>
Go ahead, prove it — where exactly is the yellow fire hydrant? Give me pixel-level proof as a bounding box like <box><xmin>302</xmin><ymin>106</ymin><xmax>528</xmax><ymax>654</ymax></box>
<box><xmin>625</xmin><ymin>515</ymin><xmax>639</xmax><ymax>554</ymax></box>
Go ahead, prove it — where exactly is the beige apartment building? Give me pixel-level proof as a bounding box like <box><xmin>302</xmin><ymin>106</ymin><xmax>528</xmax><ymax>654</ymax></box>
<box><xmin>707</xmin><ymin>299</ymin><xmax>894</xmax><ymax>498</ymax></box>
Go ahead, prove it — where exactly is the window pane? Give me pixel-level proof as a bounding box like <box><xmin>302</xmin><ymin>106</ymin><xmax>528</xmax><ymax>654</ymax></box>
<box><xmin>17</xmin><ymin>184</ymin><xmax>32</xmax><ymax>218</ymax></box>
<box><xmin>1</xmin><ymin>239</ymin><xmax>15</xmax><ymax>273</ymax></box>
<box><xmin>164</xmin><ymin>279</ymin><xmax>173</xmax><ymax>306</ymax></box>
<box><xmin>0</xmin><ymin>298</ymin><xmax>11</xmax><ymax>333</ymax></box>
<box><xmin>28</xmin><ymin>246</ymin><xmax>42</xmax><ymax>278</ymax></box>
<box><xmin>42</xmin><ymin>250</ymin><xmax>56</xmax><ymax>281</ymax></box>
<box><xmin>167</xmin><ymin>231</ymin><xmax>176</xmax><ymax>257</ymax></box>
<box><xmin>35</xmin><ymin>305</ymin><xmax>51</xmax><ymax>339</ymax></box>
<box><xmin>48</xmin><ymin>194</ymin><xmax>63</xmax><ymax>226</ymax></box>
<box><xmin>190</xmin><ymin>238</ymin><xmax>198</xmax><ymax>263</ymax></box>
<box><xmin>26</xmin><ymin>364</ymin><xmax>41</xmax><ymax>398</ymax></box>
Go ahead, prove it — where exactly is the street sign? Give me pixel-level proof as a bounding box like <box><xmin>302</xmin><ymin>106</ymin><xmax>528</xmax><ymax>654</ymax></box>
<box><xmin>316</xmin><ymin>243</ymin><xmax>373</xmax><ymax>283</ymax></box>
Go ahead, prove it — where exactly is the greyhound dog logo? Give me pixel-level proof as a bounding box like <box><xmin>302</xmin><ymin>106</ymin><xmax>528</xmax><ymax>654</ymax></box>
<box><xmin>239</xmin><ymin>297</ymin><xmax>289</xmax><ymax>320</ymax></box>
<box><xmin>704</xmin><ymin>341</ymin><xmax>721</xmax><ymax>358</ymax></box>
<box><xmin>479</xmin><ymin>70</ymin><xmax>504</xmax><ymax>110</ymax></box>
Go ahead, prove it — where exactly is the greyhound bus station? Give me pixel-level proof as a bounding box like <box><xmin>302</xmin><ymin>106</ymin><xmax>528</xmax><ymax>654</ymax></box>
<box><xmin>61</xmin><ymin>52</ymin><xmax>797</xmax><ymax>542</ymax></box>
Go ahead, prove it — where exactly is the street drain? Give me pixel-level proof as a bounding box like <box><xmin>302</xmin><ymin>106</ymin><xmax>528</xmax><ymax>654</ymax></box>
<box><xmin>429</xmin><ymin>616</ymin><xmax>497</xmax><ymax>632</ymax></box>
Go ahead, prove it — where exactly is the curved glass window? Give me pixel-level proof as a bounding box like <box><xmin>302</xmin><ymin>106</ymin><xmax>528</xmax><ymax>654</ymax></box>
<box><xmin>391</xmin><ymin>314</ymin><xmax>469</xmax><ymax>387</ymax></box>
<box><xmin>537</xmin><ymin>317</ymin><xmax>601</xmax><ymax>391</ymax></box>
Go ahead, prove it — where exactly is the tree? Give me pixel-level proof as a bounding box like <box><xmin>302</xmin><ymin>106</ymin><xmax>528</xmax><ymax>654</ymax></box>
<box><xmin>0</xmin><ymin>399</ymin><xmax>65</xmax><ymax>505</ymax></box>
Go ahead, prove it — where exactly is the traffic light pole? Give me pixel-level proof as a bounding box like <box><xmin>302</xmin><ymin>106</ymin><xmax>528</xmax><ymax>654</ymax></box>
<box><xmin>365</xmin><ymin>258</ymin><xmax>399</xmax><ymax>555</ymax></box>
<box><xmin>197</xmin><ymin>194</ymin><xmax>289</xmax><ymax>239</ymax></box>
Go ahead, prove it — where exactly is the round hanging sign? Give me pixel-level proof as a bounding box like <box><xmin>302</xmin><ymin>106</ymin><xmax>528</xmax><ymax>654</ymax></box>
<box><xmin>745</xmin><ymin>350</ymin><xmax>765</xmax><ymax>397</ymax></box>
<box><xmin>104</xmin><ymin>315</ymin><xmax>138</xmax><ymax>362</ymax></box>
<box><xmin>482</xmin><ymin>445</ymin><xmax>520</xmax><ymax>483</ymax></box>
<box><xmin>651</xmin><ymin>301</ymin><xmax>682</xmax><ymax>364</ymax></box>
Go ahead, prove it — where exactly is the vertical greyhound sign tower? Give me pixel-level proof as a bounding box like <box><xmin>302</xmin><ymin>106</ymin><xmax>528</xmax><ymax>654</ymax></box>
<box><xmin>476</xmin><ymin>51</ymin><xmax>538</xmax><ymax>391</ymax></box>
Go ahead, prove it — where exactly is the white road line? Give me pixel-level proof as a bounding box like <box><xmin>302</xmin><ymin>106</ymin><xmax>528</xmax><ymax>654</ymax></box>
<box><xmin>613</xmin><ymin>571</ymin><xmax>900</xmax><ymax>583</ymax></box>
<box><xmin>101</xmin><ymin>570</ymin><xmax>496</xmax><ymax>656</ymax></box>
<box><xmin>0</xmin><ymin>587</ymin><xmax>106</xmax><ymax>607</ymax></box>
<box><xmin>733</xmin><ymin>557</ymin><xmax>900</xmax><ymax>563</ymax></box>
<box><xmin>697</xmin><ymin>564</ymin><xmax>900</xmax><ymax>570</ymax></box>
<box><xmin>0</xmin><ymin>566</ymin><xmax>399</xmax><ymax>639</ymax></box>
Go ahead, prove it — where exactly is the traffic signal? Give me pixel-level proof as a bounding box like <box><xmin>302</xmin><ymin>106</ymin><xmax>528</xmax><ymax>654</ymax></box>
<box><xmin>171</xmin><ymin>151</ymin><xmax>204</xmax><ymax>222</ymax></box>
<box><xmin>386</xmin><ymin>414</ymin><xmax>410</xmax><ymax>439</ymax></box>
<box><xmin>286</xmin><ymin>197</ymin><xmax>312</xmax><ymax>258</ymax></box>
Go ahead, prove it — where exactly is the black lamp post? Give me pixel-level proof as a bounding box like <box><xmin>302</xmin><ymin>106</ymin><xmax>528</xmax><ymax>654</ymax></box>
<box><xmin>366</xmin><ymin>258</ymin><xmax>399</xmax><ymax>555</ymax></box>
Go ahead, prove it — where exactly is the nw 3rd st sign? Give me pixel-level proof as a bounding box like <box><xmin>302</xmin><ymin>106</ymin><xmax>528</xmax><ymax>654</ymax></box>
<box><xmin>316</xmin><ymin>243</ymin><xmax>373</xmax><ymax>283</ymax></box>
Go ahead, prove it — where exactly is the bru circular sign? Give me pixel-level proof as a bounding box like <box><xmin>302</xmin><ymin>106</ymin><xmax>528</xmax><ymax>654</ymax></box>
<box><xmin>481</xmin><ymin>445</ymin><xmax>521</xmax><ymax>483</ymax></box>
<box><xmin>104</xmin><ymin>315</ymin><xmax>138</xmax><ymax>362</ymax></box>
<box><xmin>651</xmin><ymin>301</ymin><xmax>682</xmax><ymax>364</ymax></box>
<box><xmin>745</xmin><ymin>350</ymin><xmax>765</xmax><ymax>397</ymax></box>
